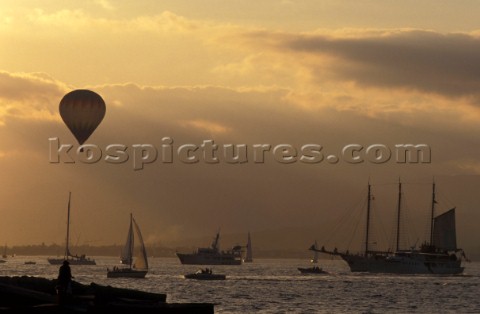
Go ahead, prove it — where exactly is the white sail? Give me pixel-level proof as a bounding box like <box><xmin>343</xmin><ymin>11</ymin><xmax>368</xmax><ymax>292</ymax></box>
<box><xmin>107</xmin><ymin>214</ymin><xmax>148</xmax><ymax>278</ymax></box>
<box><xmin>433</xmin><ymin>208</ymin><xmax>457</xmax><ymax>251</ymax></box>
<box><xmin>244</xmin><ymin>232</ymin><xmax>253</xmax><ymax>263</ymax></box>
<box><xmin>311</xmin><ymin>240</ymin><xmax>319</xmax><ymax>264</ymax></box>
<box><xmin>132</xmin><ymin>217</ymin><xmax>148</xmax><ymax>270</ymax></box>
<box><xmin>121</xmin><ymin>214</ymin><xmax>134</xmax><ymax>265</ymax></box>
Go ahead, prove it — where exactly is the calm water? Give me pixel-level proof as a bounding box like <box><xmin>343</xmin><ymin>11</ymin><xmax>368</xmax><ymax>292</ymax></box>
<box><xmin>1</xmin><ymin>256</ymin><xmax>479</xmax><ymax>313</ymax></box>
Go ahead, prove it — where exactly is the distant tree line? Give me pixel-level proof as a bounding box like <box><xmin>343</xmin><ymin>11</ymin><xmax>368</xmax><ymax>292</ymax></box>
<box><xmin>6</xmin><ymin>243</ymin><xmax>479</xmax><ymax>260</ymax></box>
<box><xmin>3</xmin><ymin>244</ymin><xmax>318</xmax><ymax>259</ymax></box>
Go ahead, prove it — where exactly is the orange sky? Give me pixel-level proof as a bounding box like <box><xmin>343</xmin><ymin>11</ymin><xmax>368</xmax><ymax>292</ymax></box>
<box><xmin>0</xmin><ymin>1</ymin><xmax>479</xmax><ymax>256</ymax></box>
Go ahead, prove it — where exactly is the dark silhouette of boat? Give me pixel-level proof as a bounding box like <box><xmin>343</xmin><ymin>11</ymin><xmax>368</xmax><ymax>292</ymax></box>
<box><xmin>184</xmin><ymin>268</ymin><xmax>226</xmax><ymax>280</ymax></box>
<box><xmin>315</xmin><ymin>181</ymin><xmax>468</xmax><ymax>274</ymax></box>
<box><xmin>176</xmin><ymin>231</ymin><xmax>242</xmax><ymax>265</ymax></box>
<box><xmin>47</xmin><ymin>193</ymin><xmax>96</xmax><ymax>266</ymax></box>
<box><xmin>298</xmin><ymin>266</ymin><xmax>327</xmax><ymax>274</ymax></box>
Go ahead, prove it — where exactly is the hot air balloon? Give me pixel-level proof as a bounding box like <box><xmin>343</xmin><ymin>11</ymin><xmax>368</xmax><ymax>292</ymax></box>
<box><xmin>59</xmin><ymin>90</ymin><xmax>106</xmax><ymax>145</ymax></box>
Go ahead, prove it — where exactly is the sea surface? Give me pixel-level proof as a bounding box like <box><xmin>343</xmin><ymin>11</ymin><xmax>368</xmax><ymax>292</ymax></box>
<box><xmin>1</xmin><ymin>256</ymin><xmax>479</xmax><ymax>313</ymax></box>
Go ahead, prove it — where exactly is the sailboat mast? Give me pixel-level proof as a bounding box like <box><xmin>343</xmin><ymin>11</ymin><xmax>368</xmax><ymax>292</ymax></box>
<box><xmin>365</xmin><ymin>183</ymin><xmax>371</xmax><ymax>256</ymax></box>
<box><xmin>396</xmin><ymin>180</ymin><xmax>402</xmax><ymax>251</ymax></box>
<box><xmin>429</xmin><ymin>182</ymin><xmax>436</xmax><ymax>245</ymax></box>
<box><xmin>247</xmin><ymin>232</ymin><xmax>253</xmax><ymax>262</ymax></box>
<box><xmin>129</xmin><ymin>213</ymin><xmax>134</xmax><ymax>269</ymax></box>
<box><xmin>65</xmin><ymin>192</ymin><xmax>71</xmax><ymax>259</ymax></box>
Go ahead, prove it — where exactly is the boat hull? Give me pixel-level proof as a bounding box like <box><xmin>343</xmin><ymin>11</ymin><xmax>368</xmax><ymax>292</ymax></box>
<box><xmin>107</xmin><ymin>269</ymin><xmax>148</xmax><ymax>278</ymax></box>
<box><xmin>340</xmin><ymin>253</ymin><xmax>464</xmax><ymax>274</ymax></box>
<box><xmin>298</xmin><ymin>267</ymin><xmax>327</xmax><ymax>274</ymax></box>
<box><xmin>184</xmin><ymin>273</ymin><xmax>226</xmax><ymax>280</ymax></box>
<box><xmin>176</xmin><ymin>252</ymin><xmax>242</xmax><ymax>265</ymax></box>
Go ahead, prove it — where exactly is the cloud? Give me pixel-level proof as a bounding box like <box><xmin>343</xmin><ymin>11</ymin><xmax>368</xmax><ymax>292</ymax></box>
<box><xmin>180</xmin><ymin>119</ymin><xmax>232</xmax><ymax>135</ymax></box>
<box><xmin>0</xmin><ymin>71</ymin><xmax>66</xmax><ymax>124</ymax></box>
<box><xmin>22</xmin><ymin>9</ymin><xmax>204</xmax><ymax>34</ymax></box>
<box><xmin>93</xmin><ymin>0</ymin><xmax>115</xmax><ymax>11</ymax></box>
<box><xmin>452</xmin><ymin>159</ymin><xmax>480</xmax><ymax>175</ymax></box>
<box><xmin>240</xmin><ymin>29</ymin><xmax>480</xmax><ymax>100</ymax></box>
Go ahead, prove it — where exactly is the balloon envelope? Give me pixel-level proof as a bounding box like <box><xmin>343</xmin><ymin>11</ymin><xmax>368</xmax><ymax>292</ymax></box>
<box><xmin>59</xmin><ymin>90</ymin><xmax>106</xmax><ymax>145</ymax></box>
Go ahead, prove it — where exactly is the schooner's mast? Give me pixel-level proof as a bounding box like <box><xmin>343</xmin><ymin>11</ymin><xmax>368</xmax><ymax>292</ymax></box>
<box><xmin>429</xmin><ymin>182</ymin><xmax>436</xmax><ymax>245</ymax></box>
<box><xmin>396</xmin><ymin>180</ymin><xmax>402</xmax><ymax>252</ymax></box>
<box><xmin>365</xmin><ymin>183</ymin><xmax>371</xmax><ymax>256</ymax></box>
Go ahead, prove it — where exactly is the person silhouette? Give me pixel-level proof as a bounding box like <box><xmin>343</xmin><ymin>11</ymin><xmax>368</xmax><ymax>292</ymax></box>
<box><xmin>57</xmin><ymin>260</ymin><xmax>73</xmax><ymax>305</ymax></box>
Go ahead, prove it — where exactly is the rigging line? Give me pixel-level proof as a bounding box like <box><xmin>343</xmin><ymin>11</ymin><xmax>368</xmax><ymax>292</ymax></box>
<box><xmin>331</xmin><ymin>193</ymin><xmax>367</xmax><ymax>247</ymax></box>
<box><xmin>435</xmin><ymin>186</ymin><xmax>456</xmax><ymax>210</ymax></box>
<box><xmin>401</xmin><ymin>194</ymin><xmax>411</xmax><ymax>248</ymax></box>
<box><xmin>371</xmin><ymin>181</ymin><xmax>398</xmax><ymax>187</ymax></box>
<box><xmin>330</xmin><ymin>189</ymin><xmax>368</xmax><ymax>248</ymax></box>
<box><xmin>323</xmin><ymin>186</ymin><xmax>368</xmax><ymax>245</ymax></box>
<box><xmin>387</xmin><ymin>199</ymin><xmax>399</xmax><ymax>251</ymax></box>
<box><xmin>346</xmin><ymin>198</ymin><xmax>367</xmax><ymax>251</ymax></box>
<box><xmin>326</xmin><ymin>199</ymin><xmax>363</xmax><ymax>249</ymax></box>
<box><xmin>401</xmin><ymin>181</ymin><xmax>432</xmax><ymax>186</ymax></box>
<box><xmin>371</xmin><ymin>201</ymin><xmax>390</xmax><ymax>251</ymax></box>
<box><xmin>402</xmin><ymin>193</ymin><xmax>419</xmax><ymax>248</ymax></box>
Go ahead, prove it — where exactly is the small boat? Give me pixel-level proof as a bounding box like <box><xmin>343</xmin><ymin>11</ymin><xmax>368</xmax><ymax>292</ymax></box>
<box><xmin>24</xmin><ymin>261</ymin><xmax>37</xmax><ymax>265</ymax></box>
<box><xmin>107</xmin><ymin>213</ymin><xmax>148</xmax><ymax>278</ymax></box>
<box><xmin>298</xmin><ymin>266</ymin><xmax>327</xmax><ymax>274</ymax></box>
<box><xmin>107</xmin><ymin>266</ymin><xmax>148</xmax><ymax>278</ymax></box>
<box><xmin>184</xmin><ymin>268</ymin><xmax>226</xmax><ymax>280</ymax></box>
<box><xmin>47</xmin><ymin>193</ymin><xmax>96</xmax><ymax>265</ymax></box>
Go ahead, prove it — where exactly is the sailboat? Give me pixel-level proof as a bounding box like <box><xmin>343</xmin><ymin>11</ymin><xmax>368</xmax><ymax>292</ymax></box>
<box><xmin>47</xmin><ymin>192</ymin><xmax>96</xmax><ymax>265</ymax></box>
<box><xmin>107</xmin><ymin>213</ymin><xmax>148</xmax><ymax>278</ymax></box>
<box><xmin>310</xmin><ymin>240</ymin><xmax>319</xmax><ymax>264</ymax></box>
<box><xmin>314</xmin><ymin>181</ymin><xmax>466</xmax><ymax>274</ymax></box>
<box><xmin>243</xmin><ymin>232</ymin><xmax>253</xmax><ymax>263</ymax></box>
<box><xmin>2</xmin><ymin>244</ymin><xmax>7</xmax><ymax>259</ymax></box>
